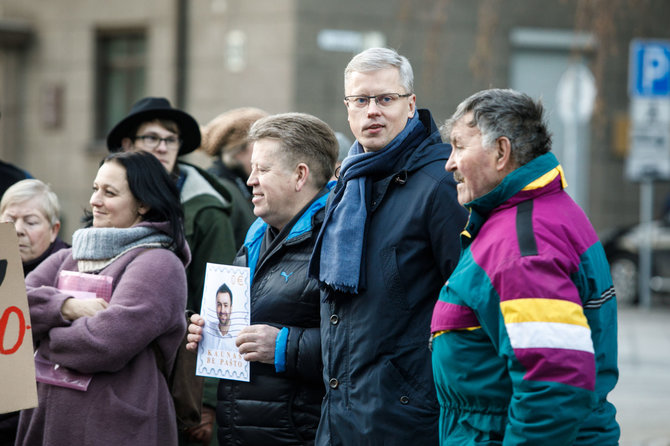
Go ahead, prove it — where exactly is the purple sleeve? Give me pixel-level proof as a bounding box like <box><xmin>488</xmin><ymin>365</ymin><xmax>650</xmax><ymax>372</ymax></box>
<box><xmin>46</xmin><ymin>249</ymin><xmax>187</xmax><ymax>374</ymax></box>
<box><xmin>25</xmin><ymin>249</ymin><xmax>76</xmax><ymax>342</ymax></box>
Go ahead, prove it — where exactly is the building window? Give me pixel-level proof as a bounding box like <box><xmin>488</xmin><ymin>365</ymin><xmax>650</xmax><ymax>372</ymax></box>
<box><xmin>95</xmin><ymin>30</ymin><xmax>146</xmax><ymax>142</ymax></box>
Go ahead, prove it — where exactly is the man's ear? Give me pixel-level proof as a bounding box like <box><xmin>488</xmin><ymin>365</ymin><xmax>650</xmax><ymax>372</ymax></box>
<box><xmin>407</xmin><ymin>94</ymin><xmax>417</xmax><ymax>119</ymax></box>
<box><xmin>495</xmin><ymin>136</ymin><xmax>514</xmax><ymax>172</ymax></box>
<box><xmin>295</xmin><ymin>163</ymin><xmax>310</xmax><ymax>191</ymax></box>
<box><xmin>121</xmin><ymin>137</ymin><xmax>134</xmax><ymax>152</ymax></box>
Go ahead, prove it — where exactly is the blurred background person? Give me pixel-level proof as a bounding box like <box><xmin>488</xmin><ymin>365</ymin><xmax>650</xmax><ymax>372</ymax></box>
<box><xmin>16</xmin><ymin>151</ymin><xmax>189</xmax><ymax>445</ymax></box>
<box><xmin>107</xmin><ymin>96</ymin><xmax>252</xmax><ymax>256</ymax></box>
<box><xmin>187</xmin><ymin>112</ymin><xmax>338</xmax><ymax>445</ymax></box>
<box><xmin>0</xmin><ymin>180</ymin><xmax>69</xmax><ymax>445</ymax></box>
<box><xmin>200</xmin><ymin>107</ymin><xmax>268</xmax><ymax>204</ymax></box>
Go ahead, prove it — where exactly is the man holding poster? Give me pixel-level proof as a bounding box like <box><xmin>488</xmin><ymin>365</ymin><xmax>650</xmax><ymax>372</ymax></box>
<box><xmin>187</xmin><ymin>112</ymin><xmax>338</xmax><ymax>445</ymax></box>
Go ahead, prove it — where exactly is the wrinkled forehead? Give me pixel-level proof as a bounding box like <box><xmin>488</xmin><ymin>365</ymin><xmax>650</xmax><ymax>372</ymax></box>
<box><xmin>1</xmin><ymin>196</ymin><xmax>48</xmax><ymax>217</ymax></box>
<box><xmin>449</xmin><ymin>113</ymin><xmax>481</xmax><ymax>143</ymax></box>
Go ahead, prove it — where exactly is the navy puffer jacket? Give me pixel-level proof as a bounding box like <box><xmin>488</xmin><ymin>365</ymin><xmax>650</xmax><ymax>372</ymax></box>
<box><xmin>216</xmin><ymin>188</ymin><xmax>329</xmax><ymax>446</ymax></box>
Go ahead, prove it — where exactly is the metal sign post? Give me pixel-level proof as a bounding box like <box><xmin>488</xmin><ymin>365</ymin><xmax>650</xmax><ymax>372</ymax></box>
<box><xmin>627</xmin><ymin>39</ymin><xmax>670</xmax><ymax>309</ymax></box>
<box><xmin>639</xmin><ymin>178</ymin><xmax>654</xmax><ymax>308</ymax></box>
<box><xmin>556</xmin><ymin>62</ymin><xmax>596</xmax><ymax>209</ymax></box>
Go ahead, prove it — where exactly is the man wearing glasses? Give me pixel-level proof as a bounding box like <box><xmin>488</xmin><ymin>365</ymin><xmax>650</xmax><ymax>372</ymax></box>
<box><xmin>309</xmin><ymin>48</ymin><xmax>467</xmax><ymax>445</ymax></box>
<box><xmin>107</xmin><ymin>97</ymin><xmax>254</xmax><ymax>446</ymax></box>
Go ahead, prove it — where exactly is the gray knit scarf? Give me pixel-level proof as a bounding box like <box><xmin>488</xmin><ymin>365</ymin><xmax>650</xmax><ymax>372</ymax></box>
<box><xmin>72</xmin><ymin>225</ymin><xmax>173</xmax><ymax>272</ymax></box>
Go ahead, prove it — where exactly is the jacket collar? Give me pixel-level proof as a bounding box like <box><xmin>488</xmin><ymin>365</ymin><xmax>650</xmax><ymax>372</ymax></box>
<box><xmin>178</xmin><ymin>162</ymin><xmax>231</xmax><ymax>208</ymax></box>
<box><xmin>460</xmin><ymin>152</ymin><xmax>566</xmax><ymax>244</ymax></box>
<box><xmin>244</xmin><ymin>183</ymin><xmax>332</xmax><ymax>282</ymax></box>
<box><xmin>403</xmin><ymin>109</ymin><xmax>451</xmax><ymax>172</ymax></box>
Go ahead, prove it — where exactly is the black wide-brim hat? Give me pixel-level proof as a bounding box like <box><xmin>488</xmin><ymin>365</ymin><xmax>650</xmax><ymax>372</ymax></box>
<box><xmin>106</xmin><ymin>97</ymin><xmax>201</xmax><ymax>156</ymax></box>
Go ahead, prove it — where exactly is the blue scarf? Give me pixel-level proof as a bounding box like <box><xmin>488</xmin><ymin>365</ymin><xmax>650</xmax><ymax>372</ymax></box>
<box><xmin>310</xmin><ymin>113</ymin><xmax>425</xmax><ymax>294</ymax></box>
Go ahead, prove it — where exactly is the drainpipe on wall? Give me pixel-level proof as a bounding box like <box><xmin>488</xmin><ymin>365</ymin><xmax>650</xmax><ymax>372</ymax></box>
<box><xmin>175</xmin><ymin>0</ymin><xmax>187</xmax><ymax>108</ymax></box>
<box><xmin>0</xmin><ymin>20</ymin><xmax>33</xmax><ymax>163</ymax></box>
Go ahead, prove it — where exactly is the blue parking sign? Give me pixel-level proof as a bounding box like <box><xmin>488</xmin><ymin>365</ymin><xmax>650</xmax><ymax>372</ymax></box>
<box><xmin>630</xmin><ymin>40</ymin><xmax>670</xmax><ymax>97</ymax></box>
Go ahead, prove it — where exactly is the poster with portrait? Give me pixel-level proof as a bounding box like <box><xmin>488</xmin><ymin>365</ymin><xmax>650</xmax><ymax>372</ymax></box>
<box><xmin>196</xmin><ymin>262</ymin><xmax>250</xmax><ymax>382</ymax></box>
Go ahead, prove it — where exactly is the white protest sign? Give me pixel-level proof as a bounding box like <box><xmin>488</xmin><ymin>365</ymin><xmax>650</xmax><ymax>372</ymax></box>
<box><xmin>0</xmin><ymin>222</ymin><xmax>38</xmax><ymax>413</ymax></box>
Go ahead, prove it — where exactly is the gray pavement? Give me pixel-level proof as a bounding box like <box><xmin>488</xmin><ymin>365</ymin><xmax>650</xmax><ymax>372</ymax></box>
<box><xmin>611</xmin><ymin>299</ymin><xmax>670</xmax><ymax>446</ymax></box>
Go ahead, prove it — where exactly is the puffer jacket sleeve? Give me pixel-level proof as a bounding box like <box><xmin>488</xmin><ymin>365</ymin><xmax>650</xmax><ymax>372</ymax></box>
<box><xmin>283</xmin><ymin>325</ymin><xmax>321</xmax><ymax>384</ymax></box>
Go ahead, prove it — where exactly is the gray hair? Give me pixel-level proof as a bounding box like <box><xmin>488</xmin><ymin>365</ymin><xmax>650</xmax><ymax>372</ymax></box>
<box><xmin>248</xmin><ymin>113</ymin><xmax>338</xmax><ymax>189</ymax></box>
<box><xmin>344</xmin><ymin>47</ymin><xmax>414</xmax><ymax>94</ymax></box>
<box><xmin>0</xmin><ymin>179</ymin><xmax>62</xmax><ymax>225</ymax></box>
<box><xmin>441</xmin><ymin>89</ymin><xmax>552</xmax><ymax>167</ymax></box>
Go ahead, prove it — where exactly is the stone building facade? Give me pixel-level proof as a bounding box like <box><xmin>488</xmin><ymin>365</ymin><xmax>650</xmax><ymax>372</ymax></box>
<box><xmin>1</xmin><ymin>0</ymin><xmax>669</xmax><ymax>239</ymax></box>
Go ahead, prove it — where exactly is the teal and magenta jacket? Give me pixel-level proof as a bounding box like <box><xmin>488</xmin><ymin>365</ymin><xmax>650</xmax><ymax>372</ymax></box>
<box><xmin>431</xmin><ymin>152</ymin><xmax>619</xmax><ymax>445</ymax></box>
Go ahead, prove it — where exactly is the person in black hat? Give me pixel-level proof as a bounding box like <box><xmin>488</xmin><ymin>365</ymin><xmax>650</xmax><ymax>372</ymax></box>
<box><xmin>107</xmin><ymin>97</ymin><xmax>254</xmax><ymax>446</ymax></box>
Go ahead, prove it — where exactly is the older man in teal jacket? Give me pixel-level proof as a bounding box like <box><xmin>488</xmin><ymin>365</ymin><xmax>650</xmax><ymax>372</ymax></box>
<box><xmin>431</xmin><ymin>89</ymin><xmax>619</xmax><ymax>445</ymax></box>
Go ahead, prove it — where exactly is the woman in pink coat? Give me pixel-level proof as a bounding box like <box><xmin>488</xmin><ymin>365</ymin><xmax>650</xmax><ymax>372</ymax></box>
<box><xmin>16</xmin><ymin>151</ymin><xmax>190</xmax><ymax>445</ymax></box>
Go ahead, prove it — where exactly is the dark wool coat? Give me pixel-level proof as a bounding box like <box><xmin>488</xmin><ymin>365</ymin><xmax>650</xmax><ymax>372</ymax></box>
<box><xmin>316</xmin><ymin>110</ymin><xmax>468</xmax><ymax>446</ymax></box>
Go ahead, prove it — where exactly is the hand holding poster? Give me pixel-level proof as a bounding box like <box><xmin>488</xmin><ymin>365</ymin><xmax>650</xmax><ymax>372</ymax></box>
<box><xmin>0</xmin><ymin>223</ymin><xmax>38</xmax><ymax>413</ymax></box>
<box><xmin>196</xmin><ymin>263</ymin><xmax>250</xmax><ymax>382</ymax></box>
